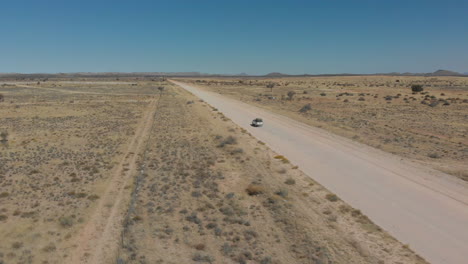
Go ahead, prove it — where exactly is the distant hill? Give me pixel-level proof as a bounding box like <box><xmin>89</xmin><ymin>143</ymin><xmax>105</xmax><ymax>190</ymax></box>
<box><xmin>427</xmin><ymin>69</ymin><xmax>462</xmax><ymax>76</ymax></box>
<box><xmin>1</xmin><ymin>70</ymin><xmax>467</xmax><ymax>79</ymax></box>
<box><xmin>265</xmin><ymin>72</ymin><xmax>289</xmax><ymax>77</ymax></box>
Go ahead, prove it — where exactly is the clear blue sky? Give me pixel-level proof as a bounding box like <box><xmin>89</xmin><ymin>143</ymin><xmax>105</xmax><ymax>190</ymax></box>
<box><xmin>1</xmin><ymin>0</ymin><xmax>467</xmax><ymax>75</ymax></box>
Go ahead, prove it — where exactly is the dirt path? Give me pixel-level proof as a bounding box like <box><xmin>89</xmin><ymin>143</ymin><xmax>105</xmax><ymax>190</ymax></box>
<box><xmin>14</xmin><ymin>84</ymin><xmax>105</xmax><ymax>95</ymax></box>
<box><xmin>67</xmin><ymin>98</ymin><xmax>159</xmax><ymax>264</ymax></box>
<box><xmin>172</xmin><ymin>80</ymin><xmax>468</xmax><ymax>264</ymax></box>
<box><xmin>12</xmin><ymin>83</ymin><xmax>145</xmax><ymax>96</ymax></box>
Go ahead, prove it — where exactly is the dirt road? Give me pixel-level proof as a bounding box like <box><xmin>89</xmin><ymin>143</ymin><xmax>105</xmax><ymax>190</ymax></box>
<box><xmin>172</xmin><ymin>80</ymin><xmax>468</xmax><ymax>264</ymax></box>
<box><xmin>68</xmin><ymin>98</ymin><xmax>159</xmax><ymax>264</ymax></box>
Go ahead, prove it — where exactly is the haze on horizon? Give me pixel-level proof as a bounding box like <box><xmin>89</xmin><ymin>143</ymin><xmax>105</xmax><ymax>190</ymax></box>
<box><xmin>1</xmin><ymin>0</ymin><xmax>467</xmax><ymax>75</ymax></box>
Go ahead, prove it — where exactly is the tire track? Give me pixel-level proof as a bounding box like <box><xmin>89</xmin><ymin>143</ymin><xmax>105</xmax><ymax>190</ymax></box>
<box><xmin>68</xmin><ymin>98</ymin><xmax>159</xmax><ymax>264</ymax></box>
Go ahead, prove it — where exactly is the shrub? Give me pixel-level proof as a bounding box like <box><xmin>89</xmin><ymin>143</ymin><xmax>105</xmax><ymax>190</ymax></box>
<box><xmin>194</xmin><ymin>243</ymin><xmax>206</xmax><ymax>251</ymax></box>
<box><xmin>299</xmin><ymin>103</ymin><xmax>312</xmax><ymax>113</ymax></box>
<box><xmin>59</xmin><ymin>216</ymin><xmax>73</xmax><ymax>227</ymax></box>
<box><xmin>325</xmin><ymin>193</ymin><xmax>338</xmax><ymax>202</ymax></box>
<box><xmin>261</xmin><ymin>257</ymin><xmax>273</xmax><ymax>264</ymax></box>
<box><xmin>0</xmin><ymin>93</ymin><xmax>4</xmax><ymax>102</ymax></box>
<box><xmin>275</xmin><ymin>189</ymin><xmax>288</xmax><ymax>198</ymax></box>
<box><xmin>76</xmin><ymin>192</ymin><xmax>87</xmax><ymax>198</ymax></box>
<box><xmin>88</xmin><ymin>194</ymin><xmax>100</xmax><ymax>201</ymax></box>
<box><xmin>278</xmin><ymin>168</ymin><xmax>287</xmax><ymax>174</ymax></box>
<box><xmin>191</xmin><ymin>191</ymin><xmax>202</xmax><ymax>198</ymax></box>
<box><xmin>285</xmin><ymin>178</ymin><xmax>296</xmax><ymax>185</ymax></box>
<box><xmin>12</xmin><ymin>242</ymin><xmax>23</xmax><ymax>249</ymax></box>
<box><xmin>0</xmin><ymin>131</ymin><xmax>8</xmax><ymax>143</ymax></box>
<box><xmin>243</xmin><ymin>230</ymin><xmax>258</xmax><ymax>241</ymax></box>
<box><xmin>230</xmin><ymin>148</ymin><xmax>244</xmax><ymax>155</ymax></box>
<box><xmin>428</xmin><ymin>153</ymin><xmax>440</xmax><ymax>159</ymax></box>
<box><xmin>192</xmin><ymin>253</ymin><xmax>214</xmax><ymax>263</ymax></box>
<box><xmin>351</xmin><ymin>209</ymin><xmax>362</xmax><ymax>217</ymax></box>
<box><xmin>411</xmin><ymin>84</ymin><xmax>424</xmax><ymax>92</ymax></box>
<box><xmin>246</xmin><ymin>184</ymin><xmax>264</xmax><ymax>196</ymax></box>
<box><xmin>186</xmin><ymin>213</ymin><xmax>202</xmax><ymax>224</ymax></box>
<box><xmin>287</xmin><ymin>91</ymin><xmax>296</xmax><ymax>100</ymax></box>
<box><xmin>0</xmin><ymin>192</ymin><xmax>9</xmax><ymax>198</ymax></box>
<box><xmin>221</xmin><ymin>243</ymin><xmax>234</xmax><ymax>256</ymax></box>
<box><xmin>43</xmin><ymin>243</ymin><xmax>56</xmax><ymax>252</ymax></box>
<box><xmin>320</xmin><ymin>92</ymin><xmax>326</xmax><ymax>96</ymax></box>
<box><xmin>218</xmin><ymin>136</ymin><xmax>237</xmax><ymax>147</ymax></box>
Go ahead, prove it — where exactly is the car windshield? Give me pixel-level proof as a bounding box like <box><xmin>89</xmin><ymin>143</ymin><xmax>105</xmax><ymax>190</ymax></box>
<box><xmin>255</xmin><ymin>118</ymin><xmax>263</xmax><ymax>122</ymax></box>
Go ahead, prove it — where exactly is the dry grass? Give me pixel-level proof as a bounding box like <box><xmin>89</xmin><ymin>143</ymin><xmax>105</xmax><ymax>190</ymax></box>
<box><xmin>0</xmin><ymin>78</ymin><xmax>170</xmax><ymax>263</ymax></box>
<box><xmin>274</xmin><ymin>155</ymin><xmax>290</xmax><ymax>164</ymax></box>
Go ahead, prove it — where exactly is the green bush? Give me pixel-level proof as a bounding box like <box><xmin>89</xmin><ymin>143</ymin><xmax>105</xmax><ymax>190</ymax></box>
<box><xmin>411</xmin><ymin>84</ymin><xmax>424</xmax><ymax>92</ymax></box>
<box><xmin>299</xmin><ymin>103</ymin><xmax>312</xmax><ymax>113</ymax></box>
<box><xmin>325</xmin><ymin>193</ymin><xmax>338</xmax><ymax>202</ymax></box>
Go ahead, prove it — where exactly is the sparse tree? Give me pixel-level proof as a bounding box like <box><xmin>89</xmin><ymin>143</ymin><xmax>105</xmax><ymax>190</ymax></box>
<box><xmin>411</xmin><ymin>84</ymin><xmax>424</xmax><ymax>92</ymax></box>
<box><xmin>287</xmin><ymin>91</ymin><xmax>296</xmax><ymax>100</ymax></box>
<box><xmin>266</xmin><ymin>83</ymin><xmax>275</xmax><ymax>93</ymax></box>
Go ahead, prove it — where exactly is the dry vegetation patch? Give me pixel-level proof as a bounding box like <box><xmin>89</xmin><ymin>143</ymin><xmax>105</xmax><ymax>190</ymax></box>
<box><xmin>0</xmin><ymin>79</ymin><xmax>170</xmax><ymax>263</ymax></box>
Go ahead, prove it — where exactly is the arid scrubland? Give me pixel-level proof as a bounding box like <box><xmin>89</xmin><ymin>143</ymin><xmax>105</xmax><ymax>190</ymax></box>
<box><xmin>117</xmin><ymin>84</ymin><xmax>425</xmax><ymax>264</ymax></box>
<box><xmin>180</xmin><ymin>76</ymin><xmax>468</xmax><ymax>181</ymax></box>
<box><xmin>0</xmin><ymin>80</ymin><xmax>155</xmax><ymax>263</ymax></box>
<box><xmin>0</xmin><ymin>79</ymin><xmax>426</xmax><ymax>264</ymax></box>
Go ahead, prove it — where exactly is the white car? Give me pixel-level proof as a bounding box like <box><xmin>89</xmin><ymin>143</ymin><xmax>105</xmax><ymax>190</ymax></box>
<box><xmin>251</xmin><ymin>118</ymin><xmax>263</xmax><ymax>127</ymax></box>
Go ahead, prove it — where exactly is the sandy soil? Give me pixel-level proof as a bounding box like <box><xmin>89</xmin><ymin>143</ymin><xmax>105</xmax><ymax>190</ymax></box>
<box><xmin>172</xmin><ymin>80</ymin><xmax>468</xmax><ymax>264</ymax></box>
<box><xmin>0</xmin><ymin>79</ymin><xmax>425</xmax><ymax>264</ymax></box>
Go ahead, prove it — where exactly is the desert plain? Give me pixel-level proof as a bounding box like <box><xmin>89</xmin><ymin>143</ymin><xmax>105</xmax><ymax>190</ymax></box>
<box><xmin>1</xmin><ymin>75</ymin><xmax>465</xmax><ymax>264</ymax></box>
